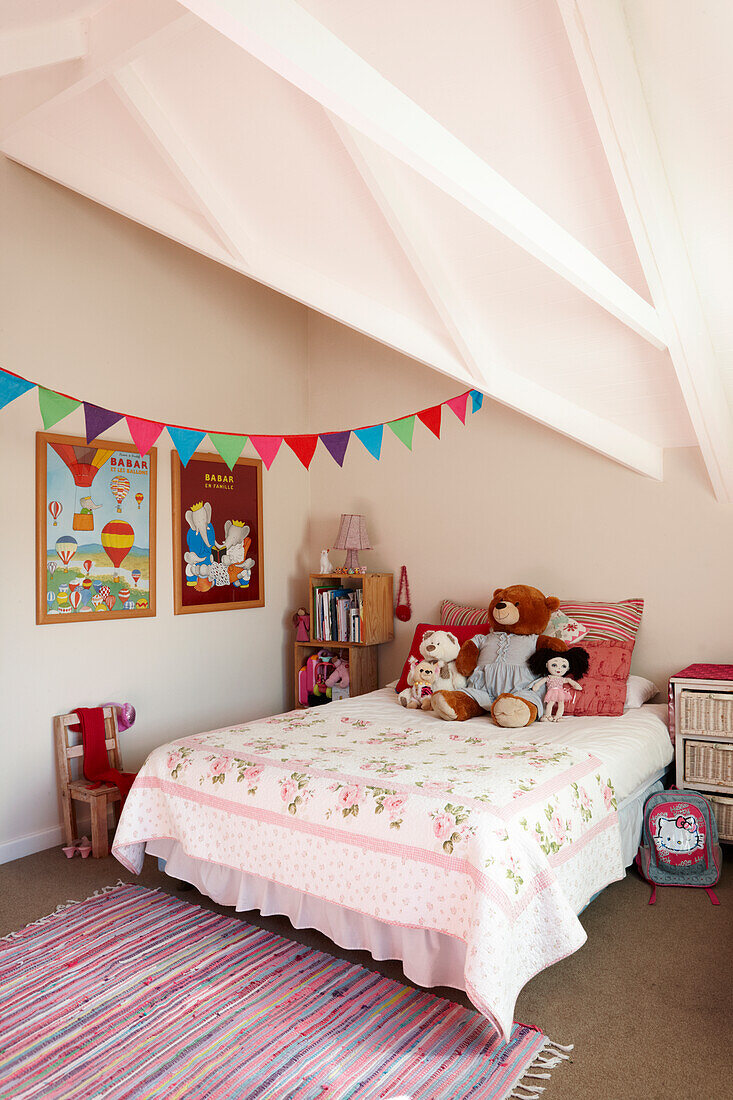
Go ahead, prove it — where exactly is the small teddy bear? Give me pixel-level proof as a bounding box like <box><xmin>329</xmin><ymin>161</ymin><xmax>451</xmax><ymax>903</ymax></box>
<box><xmin>419</xmin><ymin>629</ymin><xmax>467</xmax><ymax>691</ymax></box>
<box><xmin>527</xmin><ymin>646</ymin><xmax>590</xmax><ymax>722</ymax></box>
<box><xmin>398</xmin><ymin>657</ymin><xmax>443</xmax><ymax>709</ymax></box>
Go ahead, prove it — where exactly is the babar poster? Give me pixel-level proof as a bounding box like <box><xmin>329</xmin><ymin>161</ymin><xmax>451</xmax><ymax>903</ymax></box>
<box><xmin>173</xmin><ymin>453</ymin><xmax>264</xmax><ymax>613</ymax></box>
<box><xmin>37</xmin><ymin>433</ymin><xmax>156</xmax><ymax>623</ymax></box>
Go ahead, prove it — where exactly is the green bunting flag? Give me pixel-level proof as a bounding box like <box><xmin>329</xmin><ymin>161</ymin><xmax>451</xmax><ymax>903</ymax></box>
<box><xmin>387</xmin><ymin>415</ymin><xmax>415</xmax><ymax>450</ymax></box>
<box><xmin>38</xmin><ymin>387</ymin><xmax>80</xmax><ymax>429</ymax></box>
<box><xmin>208</xmin><ymin>432</ymin><xmax>247</xmax><ymax>470</ymax></box>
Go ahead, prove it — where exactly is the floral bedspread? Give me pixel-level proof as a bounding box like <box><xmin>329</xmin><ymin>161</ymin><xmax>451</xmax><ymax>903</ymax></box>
<box><xmin>113</xmin><ymin>700</ymin><xmax>624</xmax><ymax>1039</ymax></box>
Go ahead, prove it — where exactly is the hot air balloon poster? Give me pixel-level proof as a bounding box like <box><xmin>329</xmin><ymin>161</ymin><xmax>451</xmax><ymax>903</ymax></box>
<box><xmin>36</xmin><ymin>433</ymin><xmax>157</xmax><ymax>624</ymax></box>
<box><xmin>171</xmin><ymin>452</ymin><xmax>264</xmax><ymax>615</ymax></box>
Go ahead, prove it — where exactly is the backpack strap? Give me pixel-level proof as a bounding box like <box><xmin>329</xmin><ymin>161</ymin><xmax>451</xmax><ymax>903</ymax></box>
<box><xmin>705</xmin><ymin>887</ymin><xmax>720</xmax><ymax>906</ymax></box>
<box><xmin>648</xmin><ymin>884</ymin><xmax>657</xmax><ymax>906</ymax></box>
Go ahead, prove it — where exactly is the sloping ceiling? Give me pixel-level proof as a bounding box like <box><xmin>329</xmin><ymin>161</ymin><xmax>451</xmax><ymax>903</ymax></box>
<box><xmin>1</xmin><ymin>0</ymin><xmax>731</xmax><ymax>498</ymax></box>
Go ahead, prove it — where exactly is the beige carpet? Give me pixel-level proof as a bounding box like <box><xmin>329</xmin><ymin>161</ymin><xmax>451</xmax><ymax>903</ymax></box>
<box><xmin>2</xmin><ymin>846</ymin><xmax>731</xmax><ymax>1099</ymax></box>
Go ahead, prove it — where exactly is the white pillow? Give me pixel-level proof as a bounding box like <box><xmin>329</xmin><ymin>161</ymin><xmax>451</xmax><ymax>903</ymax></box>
<box><xmin>624</xmin><ymin>675</ymin><xmax>659</xmax><ymax>709</ymax></box>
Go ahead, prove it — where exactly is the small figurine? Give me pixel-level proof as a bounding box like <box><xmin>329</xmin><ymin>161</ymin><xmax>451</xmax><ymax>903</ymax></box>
<box><xmin>397</xmin><ymin>657</ymin><xmax>443</xmax><ymax>710</ymax></box>
<box><xmin>528</xmin><ymin>647</ymin><xmax>590</xmax><ymax>722</ymax></box>
<box><xmin>292</xmin><ymin>607</ymin><xmax>311</xmax><ymax>641</ymax></box>
<box><xmin>319</xmin><ymin>549</ymin><xmax>334</xmax><ymax>574</ymax></box>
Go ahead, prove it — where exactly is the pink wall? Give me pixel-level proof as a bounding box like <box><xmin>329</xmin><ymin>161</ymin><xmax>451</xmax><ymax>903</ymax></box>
<box><xmin>306</xmin><ymin>314</ymin><xmax>733</xmax><ymax>690</ymax></box>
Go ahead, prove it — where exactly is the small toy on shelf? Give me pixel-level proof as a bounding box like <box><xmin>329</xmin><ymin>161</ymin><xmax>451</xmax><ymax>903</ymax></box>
<box><xmin>528</xmin><ymin>646</ymin><xmax>590</xmax><ymax>722</ymax></box>
<box><xmin>319</xmin><ymin>549</ymin><xmax>334</xmax><ymax>574</ymax></box>
<box><xmin>398</xmin><ymin>657</ymin><xmax>443</xmax><ymax>710</ymax></box>
<box><xmin>325</xmin><ymin>657</ymin><xmax>349</xmax><ymax>689</ymax></box>
<box><xmin>292</xmin><ymin>607</ymin><xmax>311</xmax><ymax>642</ymax></box>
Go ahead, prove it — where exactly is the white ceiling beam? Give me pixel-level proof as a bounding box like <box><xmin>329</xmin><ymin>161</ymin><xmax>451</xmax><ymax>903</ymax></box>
<box><xmin>109</xmin><ymin>63</ymin><xmax>253</xmax><ymax>266</ymax></box>
<box><xmin>176</xmin><ymin>0</ymin><xmax>666</xmax><ymax>350</ymax></box>
<box><xmin>558</xmin><ymin>0</ymin><xmax>733</xmax><ymax>503</ymax></box>
<box><xmin>330</xmin><ymin>114</ymin><xmax>662</xmax><ymax>479</ymax></box>
<box><xmin>0</xmin><ymin>19</ymin><xmax>88</xmax><ymax>79</ymax></box>
<box><xmin>1</xmin><ymin>129</ymin><xmax>474</xmax><ymax>392</ymax></box>
<box><xmin>0</xmin><ymin>0</ymin><xmax>196</xmax><ymax>138</ymax></box>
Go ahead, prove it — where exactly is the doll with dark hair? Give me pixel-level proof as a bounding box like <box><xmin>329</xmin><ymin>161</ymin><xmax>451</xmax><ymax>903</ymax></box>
<box><xmin>528</xmin><ymin>646</ymin><xmax>590</xmax><ymax>722</ymax></box>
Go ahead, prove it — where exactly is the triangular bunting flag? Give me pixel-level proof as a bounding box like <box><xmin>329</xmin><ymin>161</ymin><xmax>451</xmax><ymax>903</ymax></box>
<box><xmin>126</xmin><ymin>416</ymin><xmax>164</xmax><ymax>455</ymax></box>
<box><xmin>418</xmin><ymin>404</ymin><xmax>442</xmax><ymax>439</ymax></box>
<box><xmin>208</xmin><ymin>433</ymin><xmax>247</xmax><ymax>470</ymax></box>
<box><xmin>446</xmin><ymin>392</ymin><xmax>469</xmax><ymax>425</ymax></box>
<box><xmin>168</xmin><ymin>426</ymin><xmax>206</xmax><ymax>467</ymax></box>
<box><xmin>355</xmin><ymin>424</ymin><xmax>384</xmax><ymax>460</ymax></box>
<box><xmin>320</xmin><ymin>431</ymin><xmax>350</xmax><ymax>467</ymax></box>
<box><xmin>249</xmin><ymin>435</ymin><xmax>283</xmax><ymax>470</ymax></box>
<box><xmin>387</xmin><ymin>415</ymin><xmax>415</xmax><ymax>450</ymax></box>
<box><xmin>0</xmin><ymin>369</ymin><xmax>34</xmax><ymax>411</ymax></box>
<box><xmin>285</xmin><ymin>435</ymin><xmax>319</xmax><ymax>470</ymax></box>
<box><xmin>470</xmin><ymin>389</ymin><xmax>484</xmax><ymax>413</ymax></box>
<box><xmin>84</xmin><ymin>402</ymin><xmax>122</xmax><ymax>443</ymax></box>
<box><xmin>38</xmin><ymin>387</ymin><xmax>80</xmax><ymax>429</ymax></box>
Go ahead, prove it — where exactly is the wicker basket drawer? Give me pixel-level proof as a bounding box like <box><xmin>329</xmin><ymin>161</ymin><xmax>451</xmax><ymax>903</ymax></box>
<box><xmin>684</xmin><ymin>740</ymin><xmax>733</xmax><ymax>788</ymax></box>
<box><xmin>710</xmin><ymin>795</ymin><xmax>733</xmax><ymax>842</ymax></box>
<box><xmin>679</xmin><ymin>690</ymin><xmax>733</xmax><ymax>734</ymax></box>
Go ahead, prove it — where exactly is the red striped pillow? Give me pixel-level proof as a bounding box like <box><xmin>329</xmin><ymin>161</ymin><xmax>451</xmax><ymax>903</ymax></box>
<box><xmin>558</xmin><ymin>599</ymin><xmax>644</xmax><ymax>645</ymax></box>
<box><xmin>441</xmin><ymin>599</ymin><xmax>489</xmax><ymax>628</ymax></box>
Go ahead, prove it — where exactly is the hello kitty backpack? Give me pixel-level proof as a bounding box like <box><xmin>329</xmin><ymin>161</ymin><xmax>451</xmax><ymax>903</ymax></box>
<box><xmin>636</xmin><ymin>788</ymin><xmax>722</xmax><ymax>905</ymax></box>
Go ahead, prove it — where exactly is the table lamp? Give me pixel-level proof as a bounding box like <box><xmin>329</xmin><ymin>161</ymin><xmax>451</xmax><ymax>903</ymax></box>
<box><xmin>333</xmin><ymin>514</ymin><xmax>372</xmax><ymax>572</ymax></box>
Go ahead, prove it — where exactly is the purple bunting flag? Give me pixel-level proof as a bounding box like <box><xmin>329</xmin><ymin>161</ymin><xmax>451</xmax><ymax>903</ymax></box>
<box><xmin>320</xmin><ymin>430</ymin><xmax>351</xmax><ymax>467</ymax></box>
<box><xmin>84</xmin><ymin>402</ymin><xmax>123</xmax><ymax>443</ymax></box>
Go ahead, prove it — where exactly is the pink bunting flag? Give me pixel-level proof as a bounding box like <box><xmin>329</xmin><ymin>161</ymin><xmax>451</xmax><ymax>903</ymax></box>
<box><xmin>446</xmin><ymin>392</ymin><xmax>469</xmax><ymax>425</ymax></box>
<box><xmin>249</xmin><ymin>435</ymin><xmax>283</xmax><ymax>470</ymax></box>
<box><xmin>126</xmin><ymin>416</ymin><xmax>164</xmax><ymax>455</ymax></box>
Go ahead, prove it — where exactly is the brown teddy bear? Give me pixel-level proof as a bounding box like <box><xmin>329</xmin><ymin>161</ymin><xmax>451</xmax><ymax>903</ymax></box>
<box><xmin>431</xmin><ymin>584</ymin><xmax>567</xmax><ymax>727</ymax></box>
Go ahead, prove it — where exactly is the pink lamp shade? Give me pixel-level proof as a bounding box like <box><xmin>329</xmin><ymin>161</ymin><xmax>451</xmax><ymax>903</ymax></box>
<box><xmin>332</xmin><ymin>514</ymin><xmax>372</xmax><ymax>571</ymax></box>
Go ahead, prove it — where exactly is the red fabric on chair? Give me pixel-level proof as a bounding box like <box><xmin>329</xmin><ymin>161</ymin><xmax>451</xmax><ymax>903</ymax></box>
<box><xmin>71</xmin><ymin>707</ymin><xmax>137</xmax><ymax>807</ymax></box>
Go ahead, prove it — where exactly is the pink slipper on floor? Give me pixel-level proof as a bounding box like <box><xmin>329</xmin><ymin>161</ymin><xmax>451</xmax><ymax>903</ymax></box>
<box><xmin>62</xmin><ymin>845</ymin><xmax>76</xmax><ymax>858</ymax></box>
<box><xmin>77</xmin><ymin>837</ymin><xmax>92</xmax><ymax>858</ymax></box>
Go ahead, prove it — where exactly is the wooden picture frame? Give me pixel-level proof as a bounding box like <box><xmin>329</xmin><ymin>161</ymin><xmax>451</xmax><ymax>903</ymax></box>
<box><xmin>36</xmin><ymin>432</ymin><xmax>157</xmax><ymax>624</ymax></box>
<box><xmin>171</xmin><ymin>451</ymin><xmax>265</xmax><ymax>615</ymax></box>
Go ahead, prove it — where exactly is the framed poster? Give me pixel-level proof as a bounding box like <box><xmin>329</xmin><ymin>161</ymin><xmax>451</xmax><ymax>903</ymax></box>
<box><xmin>36</xmin><ymin>432</ymin><xmax>156</xmax><ymax>624</ymax></box>
<box><xmin>171</xmin><ymin>452</ymin><xmax>264</xmax><ymax>614</ymax></box>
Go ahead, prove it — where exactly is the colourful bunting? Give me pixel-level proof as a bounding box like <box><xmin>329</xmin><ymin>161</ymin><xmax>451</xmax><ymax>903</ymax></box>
<box><xmin>0</xmin><ymin>368</ymin><xmax>34</xmax><ymax>411</ymax></box>
<box><xmin>355</xmin><ymin>424</ymin><xmax>384</xmax><ymax>461</ymax></box>
<box><xmin>126</xmin><ymin>416</ymin><xmax>164</xmax><ymax>455</ymax></box>
<box><xmin>84</xmin><ymin>402</ymin><xmax>122</xmax><ymax>443</ymax></box>
<box><xmin>417</xmin><ymin>404</ymin><xmax>442</xmax><ymax>439</ymax></box>
<box><xmin>2</xmin><ymin>364</ymin><xmax>476</xmax><ymax>472</ymax></box>
<box><xmin>167</xmin><ymin>426</ymin><xmax>206</xmax><ymax>467</ymax></box>
<box><xmin>208</xmin><ymin>433</ymin><xmax>247</xmax><ymax>470</ymax></box>
<box><xmin>387</xmin><ymin>415</ymin><xmax>415</xmax><ymax>450</ymax></box>
<box><xmin>446</xmin><ymin>392</ymin><xmax>469</xmax><ymax>424</ymax></box>
<box><xmin>320</xmin><ymin>431</ymin><xmax>350</xmax><ymax>467</ymax></box>
<box><xmin>249</xmin><ymin>436</ymin><xmax>283</xmax><ymax>470</ymax></box>
<box><xmin>38</xmin><ymin>387</ymin><xmax>80</xmax><ymax>429</ymax></box>
<box><xmin>285</xmin><ymin>435</ymin><xmax>319</xmax><ymax>470</ymax></box>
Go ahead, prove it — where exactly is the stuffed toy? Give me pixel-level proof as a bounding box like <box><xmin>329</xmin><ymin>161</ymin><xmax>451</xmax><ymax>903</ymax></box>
<box><xmin>528</xmin><ymin>646</ymin><xmax>589</xmax><ymax>722</ymax></box>
<box><xmin>325</xmin><ymin>657</ymin><xmax>350</xmax><ymax>688</ymax></box>
<box><xmin>431</xmin><ymin>584</ymin><xmax>567</xmax><ymax>727</ymax></box>
<box><xmin>419</xmin><ymin>629</ymin><xmax>467</xmax><ymax>691</ymax></box>
<box><xmin>398</xmin><ymin>657</ymin><xmax>443</xmax><ymax>709</ymax></box>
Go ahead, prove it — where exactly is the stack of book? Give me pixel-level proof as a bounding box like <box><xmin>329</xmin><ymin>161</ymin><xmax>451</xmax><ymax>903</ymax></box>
<box><xmin>313</xmin><ymin>586</ymin><xmax>363</xmax><ymax>643</ymax></box>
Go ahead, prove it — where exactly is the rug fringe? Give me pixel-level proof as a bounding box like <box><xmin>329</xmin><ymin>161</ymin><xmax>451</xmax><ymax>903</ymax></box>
<box><xmin>1</xmin><ymin>880</ymin><xmax>131</xmax><ymax>940</ymax></box>
<box><xmin>507</xmin><ymin>1036</ymin><xmax>573</xmax><ymax>1100</ymax></box>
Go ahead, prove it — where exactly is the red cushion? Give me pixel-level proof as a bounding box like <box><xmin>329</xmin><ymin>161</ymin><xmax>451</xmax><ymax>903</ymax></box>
<box><xmin>563</xmin><ymin>639</ymin><xmax>633</xmax><ymax>717</ymax></box>
<box><xmin>395</xmin><ymin>622</ymin><xmax>492</xmax><ymax>693</ymax></box>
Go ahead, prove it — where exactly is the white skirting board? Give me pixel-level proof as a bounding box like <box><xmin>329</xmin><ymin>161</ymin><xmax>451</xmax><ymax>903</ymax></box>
<box><xmin>0</xmin><ymin>825</ymin><xmax>64</xmax><ymax>865</ymax></box>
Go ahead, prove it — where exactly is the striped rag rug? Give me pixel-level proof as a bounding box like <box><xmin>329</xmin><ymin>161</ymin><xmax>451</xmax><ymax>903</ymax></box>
<box><xmin>0</xmin><ymin>883</ymin><xmax>571</xmax><ymax>1099</ymax></box>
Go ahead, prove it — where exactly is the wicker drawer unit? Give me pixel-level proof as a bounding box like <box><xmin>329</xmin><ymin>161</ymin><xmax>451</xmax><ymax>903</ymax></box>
<box><xmin>671</xmin><ymin>667</ymin><xmax>733</xmax><ymax>843</ymax></box>
<box><xmin>709</xmin><ymin>796</ymin><xmax>733</xmax><ymax>842</ymax></box>
<box><xmin>679</xmin><ymin>690</ymin><xmax>733</xmax><ymax>735</ymax></box>
<box><xmin>684</xmin><ymin>741</ymin><xmax>733</xmax><ymax>789</ymax></box>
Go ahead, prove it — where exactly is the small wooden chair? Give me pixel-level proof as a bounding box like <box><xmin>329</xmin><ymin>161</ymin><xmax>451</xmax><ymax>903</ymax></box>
<box><xmin>54</xmin><ymin>707</ymin><xmax>123</xmax><ymax>858</ymax></box>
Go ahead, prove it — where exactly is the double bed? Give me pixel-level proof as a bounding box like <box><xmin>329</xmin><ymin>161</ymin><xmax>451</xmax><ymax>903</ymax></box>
<box><xmin>113</xmin><ymin>684</ymin><xmax>672</xmax><ymax>1040</ymax></box>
